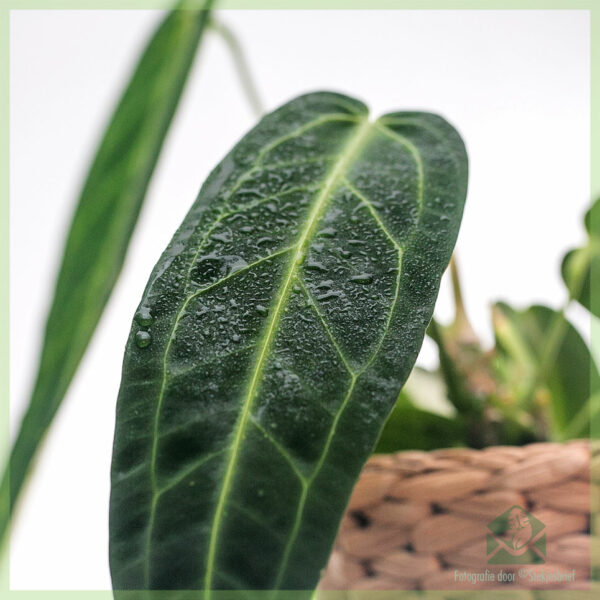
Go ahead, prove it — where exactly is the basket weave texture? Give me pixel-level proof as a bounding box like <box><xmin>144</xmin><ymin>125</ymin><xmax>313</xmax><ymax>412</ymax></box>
<box><xmin>320</xmin><ymin>440</ymin><xmax>597</xmax><ymax>591</ymax></box>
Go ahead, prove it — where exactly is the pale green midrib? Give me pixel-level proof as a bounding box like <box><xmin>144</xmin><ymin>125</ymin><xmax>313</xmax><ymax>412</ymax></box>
<box><xmin>139</xmin><ymin>112</ymin><xmax>363</xmax><ymax>587</ymax></box>
<box><xmin>272</xmin><ymin>121</ymin><xmax>430</xmax><ymax>588</ymax></box>
<box><xmin>140</xmin><ymin>248</ymin><xmax>291</xmax><ymax>584</ymax></box>
<box><xmin>272</xmin><ymin>248</ymin><xmax>403</xmax><ymax>589</ymax></box>
<box><xmin>202</xmin><ymin>116</ymin><xmax>373</xmax><ymax>596</ymax></box>
<box><xmin>272</xmin><ymin>377</ymin><xmax>356</xmax><ymax>591</ymax></box>
<box><xmin>180</xmin><ymin>113</ymin><xmax>359</xmax><ymax>298</ymax></box>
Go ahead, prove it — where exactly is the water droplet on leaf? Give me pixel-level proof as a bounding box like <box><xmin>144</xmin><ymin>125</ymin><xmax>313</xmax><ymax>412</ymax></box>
<box><xmin>305</xmin><ymin>260</ymin><xmax>326</xmax><ymax>272</ymax></box>
<box><xmin>135</xmin><ymin>331</ymin><xmax>152</xmax><ymax>348</ymax></box>
<box><xmin>351</xmin><ymin>273</ymin><xmax>374</xmax><ymax>284</ymax></box>
<box><xmin>134</xmin><ymin>306</ymin><xmax>153</xmax><ymax>327</ymax></box>
<box><xmin>318</xmin><ymin>227</ymin><xmax>337</xmax><ymax>238</ymax></box>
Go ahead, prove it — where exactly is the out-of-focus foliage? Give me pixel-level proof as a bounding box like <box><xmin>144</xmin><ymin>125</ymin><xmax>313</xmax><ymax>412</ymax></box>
<box><xmin>562</xmin><ymin>198</ymin><xmax>600</xmax><ymax>317</ymax></box>
<box><xmin>375</xmin><ymin>369</ymin><xmax>466</xmax><ymax>453</ymax></box>
<box><xmin>493</xmin><ymin>302</ymin><xmax>597</xmax><ymax>439</ymax></box>
<box><xmin>0</xmin><ymin>2</ymin><xmax>214</xmax><ymax>547</ymax></box>
<box><xmin>379</xmin><ymin>225</ymin><xmax>600</xmax><ymax>451</ymax></box>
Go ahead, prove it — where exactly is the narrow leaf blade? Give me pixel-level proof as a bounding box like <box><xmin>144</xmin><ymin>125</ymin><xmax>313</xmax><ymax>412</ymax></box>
<box><xmin>1</xmin><ymin>3</ymin><xmax>213</xmax><ymax>541</ymax></box>
<box><xmin>109</xmin><ymin>92</ymin><xmax>468</xmax><ymax>592</ymax></box>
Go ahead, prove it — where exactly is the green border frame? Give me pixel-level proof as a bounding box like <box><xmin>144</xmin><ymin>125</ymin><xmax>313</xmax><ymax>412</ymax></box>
<box><xmin>2</xmin><ymin>0</ymin><xmax>597</xmax><ymax>598</ymax></box>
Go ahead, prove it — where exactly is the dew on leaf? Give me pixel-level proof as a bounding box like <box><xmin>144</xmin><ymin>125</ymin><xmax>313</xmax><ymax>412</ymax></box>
<box><xmin>318</xmin><ymin>227</ymin><xmax>337</xmax><ymax>238</ymax></box>
<box><xmin>317</xmin><ymin>290</ymin><xmax>343</xmax><ymax>301</ymax></box>
<box><xmin>134</xmin><ymin>306</ymin><xmax>153</xmax><ymax>327</ymax></box>
<box><xmin>305</xmin><ymin>260</ymin><xmax>327</xmax><ymax>272</ymax></box>
<box><xmin>135</xmin><ymin>331</ymin><xmax>152</xmax><ymax>348</ymax></box>
<box><xmin>257</xmin><ymin>237</ymin><xmax>273</xmax><ymax>246</ymax></box>
<box><xmin>210</xmin><ymin>230</ymin><xmax>232</xmax><ymax>243</ymax></box>
<box><xmin>351</xmin><ymin>273</ymin><xmax>374</xmax><ymax>284</ymax></box>
<box><xmin>194</xmin><ymin>253</ymin><xmax>248</xmax><ymax>283</ymax></box>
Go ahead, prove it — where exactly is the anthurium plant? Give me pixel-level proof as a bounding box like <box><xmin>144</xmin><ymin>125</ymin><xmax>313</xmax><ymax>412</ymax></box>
<box><xmin>2</xmin><ymin>1</ymin><xmax>595</xmax><ymax>596</ymax></box>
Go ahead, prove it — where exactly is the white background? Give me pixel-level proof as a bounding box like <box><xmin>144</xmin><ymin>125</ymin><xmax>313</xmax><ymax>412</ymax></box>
<box><xmin>10</xmin><ymin>9</ymin><xmax>590</xmax><ymax>589</ymax></box>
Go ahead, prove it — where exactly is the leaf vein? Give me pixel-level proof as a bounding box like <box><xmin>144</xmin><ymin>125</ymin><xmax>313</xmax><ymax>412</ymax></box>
<box><xmin>272</xmin><ymin>376</ymin><xmax>357</xmax><ymax>589</ymax></box>
<box><xmin>186</xmin><ymin>245</ymin><xmax>295</xmax><ymax>300</ymax></box>
<box><xmin>166</xmin><ymin>344</ymin><xmax>257</xmax><ymax>380</ymax></box>
<box><xmin>359</xmin><ymin>247</ymin><xmax>403</xmax><ymax>374</ymax></box>
<box><xmin>256</xmin><ymin>154</ymin><xmax>337</xmax><ymax>172</ymax></box>
<box><xmin>379</xmin><ymin>116</ymin><xmax>463</xmax><ymax>170</ymax></box>
<box><xmin>229</xmin><ymin>183</ymin><xmax>320</xmax><ymax>216</ymax></box>
<box><xmin>342</xmin><ymin>177</ymin><xmax>403</xmax><ymax>251</ymax></box>
<box><xmin>142</xmin><ymin>114</ymin><xmax>365</xmax><ymax>587</ymax></box>
<box><xmin>227</xmin><ymin>501</ymin><xmax>287</xmax><ymax>543</ymax></box>
<box><xmin>272</xmin><ymin>246</ymin><xmax>403</xmax><ymax>586</ymax></box>
<box><xmin>248</xmin><ymin>418</ymin><xmax>307</xmax><ymax>485</ymax></box>
<box><xmin>156</xmin><ymin>449</ymin><xmax>227</xmax><ymax>497</ymax></box>
<box><xmin>374</xmin><ymin>121</ymin><xmax>424</xmax><ymax>217</ymax></box>
<box><xmin>202</xmin><ymin>117</ymin><xmax>373</xmax><ymax>597</ymax></box>
<box><xmin>297</xmin><ymin>277</ymin><xmax>355</xmax><ymax>376</ymax></box>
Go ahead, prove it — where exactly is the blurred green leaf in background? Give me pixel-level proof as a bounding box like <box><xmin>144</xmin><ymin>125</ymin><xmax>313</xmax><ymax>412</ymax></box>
<box><xmin>562</xmin><ymin>197</ymin><xmax>600</xmax><ymax>317</ymax></box>
<box><xmin>0</xmin><ymin>0</ymin><xmax>214</xmax><ymax>545</ymax></box>
<box><xmin>378</xmin><ymin>235</ymin><xmax>599</xmax><ymax>453</ymax></box>
<box><xmin>493</xmin><ymin>302</ymin><xmax>598</xmax><ymax>440</ymax></box>
<box><xmin>375</xmin><ymin>368</ymin><xmax>466</xmax><ymax>453</ymax></box>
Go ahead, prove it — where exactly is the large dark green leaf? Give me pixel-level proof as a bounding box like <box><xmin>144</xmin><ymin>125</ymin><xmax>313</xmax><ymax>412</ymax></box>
<box><xmin>493</xmin><ymin>302</ymin><xmax>597</xmax><ymax>438</ymax></box>
<box><xmin>0</xmin><ymin>3</ymin><xmax>213</xmax><ymax>543</ymax></box>
<box><xmin>109</xmin><ymin>92</ymin><xmax>468</xmax><ymax>592</ymax></box>
<box><xmin>562</xmin><ymin>197</ymin><xmax>600</xmax><ymax>316</ymax></box>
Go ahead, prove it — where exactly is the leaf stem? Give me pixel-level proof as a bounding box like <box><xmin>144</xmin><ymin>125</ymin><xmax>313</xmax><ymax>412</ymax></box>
<box><xmin>450</xmin><ymin>255</ymin><xmax>467</xmax><ymax>323</ymax></box>
<box><xmin>209</xmin><ymin>19</ymin><xmax>265</xmax><ymax>118</ymax></box>
<box><xmin>448</xmin><ymin>254</ymin><xmax>478</xmax><ymax>344</ymax></box>
<box><xmin>427</xmin><ymin>318</ymin><xmax>480</xmax><ymax>416</ymax></box>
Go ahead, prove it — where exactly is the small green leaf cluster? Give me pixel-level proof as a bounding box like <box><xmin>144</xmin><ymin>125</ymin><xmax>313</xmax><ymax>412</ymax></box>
<box><xmin>377</xmin><ymin>200</ymin><xmax>600</xmax><ymax>453</ymax></box>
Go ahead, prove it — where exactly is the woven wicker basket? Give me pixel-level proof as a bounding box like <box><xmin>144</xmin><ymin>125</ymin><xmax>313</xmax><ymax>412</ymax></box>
<box><xmin>320</xmin><ymin>440</ymin><xmax>597</xmax><ymax>591</ymax></box>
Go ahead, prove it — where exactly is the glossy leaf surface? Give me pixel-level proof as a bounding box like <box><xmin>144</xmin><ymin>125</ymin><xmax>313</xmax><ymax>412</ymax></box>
<box><xmin>109</xmin><ymin>92</ymin><xmax>468</xmax><ymax>593</ymax></box>
<box><xmin>0</xmin><ymin>3</ymin><xmax>213</xmax><ymax>543</ymax></box>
